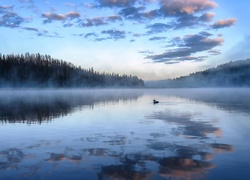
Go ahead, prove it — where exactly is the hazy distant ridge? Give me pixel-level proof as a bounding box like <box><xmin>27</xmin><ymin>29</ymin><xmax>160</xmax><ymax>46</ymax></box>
<box><xmin>147</xmin><ymin>59</ymin><xmax>250</xmax><ymax>88</ymax></box>
<box><xmin>0</xmin><ymin>53</ymin><xmax>144</xmax><ymax>88</ymax></box>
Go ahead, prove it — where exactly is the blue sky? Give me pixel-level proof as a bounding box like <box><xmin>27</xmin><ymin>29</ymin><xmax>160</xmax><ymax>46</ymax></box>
<box><xmin>0</xmin><ymin>0</ymin><xmax>249</xmax><ymax>80</ymax></box>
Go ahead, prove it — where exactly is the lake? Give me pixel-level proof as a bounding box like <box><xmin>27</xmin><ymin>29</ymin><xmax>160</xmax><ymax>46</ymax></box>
<box><xmin>0</xmin><ymin>88</ymin><xmax>249</xmax><ymax>180</ymax></box>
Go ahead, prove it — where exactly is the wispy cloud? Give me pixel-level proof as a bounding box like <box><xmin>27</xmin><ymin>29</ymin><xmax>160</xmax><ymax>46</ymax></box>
<box><xmin>97</xmin><ymin>0</ymin><xmax>137</xmax><ymax>8</ymax></box>
<box><xmin>22</xmin><ymin>27</ymin><xmax>38</xmax><ymax>31</ymax></box>
<box><xmin>146</xmin><ymin>31</ymin><xmax>224</xmax><ymax>64</ymax></box>
<box><xmin>101</xmin><ymin>29</ymin><xmax>126</xmax><ymax>40</ymax></box>
<box><xmin>146</xmin><ymin>23</ymin><xmax>172</xmax><ymax>34</ymax></box>
<box><xmin>79</xmin><ymin>15</ymin><xmax>122</xmax><ymax>27</ymax></box>
<box><xmin>22</xmin><ymin>26</ymin><xmax>62</xmax><ymax>38</ymax></box>
<box><xmin>80</xmin><ymin>17</ymin><xmax>108</xmax><ymax>27</ymax></box>
<box><xmin>37</xmin><ymin>30</ymin><xmax>62</xmax><ymax>38</ymax></box>
<box><xmin>84</xmin><ymin>32</ymin><xmax>98</xmax><ymax>38</ymax></box>
<box><xmin>0</xmin><ymin>12</ymin><xmax>26</xmax><ymax>28</ymax></box>
<box><xmin>149</xmin><ymin>36</ymin><xmax>167</xmax><ymax>41</ymax></box>
<box><xmin>208</xmin><ymin>49</ymin><xmax>221</xmax><ymax>55</ymax></box>
<box><xmin>42</xmin><ymin>11</ymin><xmax>80</xmax><ymax>23</ymax></box>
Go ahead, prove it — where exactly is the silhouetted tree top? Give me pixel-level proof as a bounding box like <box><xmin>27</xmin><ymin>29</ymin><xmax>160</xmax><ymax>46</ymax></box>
<box><xmin>0</xmin><ymin>53</ymin><xmax>144</xmax><ymax>88</ymax></box>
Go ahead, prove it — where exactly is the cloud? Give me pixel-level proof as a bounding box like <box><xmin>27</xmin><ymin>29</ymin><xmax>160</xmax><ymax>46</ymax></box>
<box><xmin>208</xmin><ymin>49</ymin><xmax>221</xmax><ymax>55</ymax></box>
<box><xmin>42</xmin><ymin>11</ymin><xmax>80</xmax><ymax>23</ymax></box>
<box><xmin>80</xmin><ymin>17</ymin><xmax>108</xmax><ymax>27</ymax></box>
<box><xmin>22</xmin><ymin>27</ymin><xmax>61</xmax><ymax>38</ymax></box>
<box><xmin>101</xmin><ymin>29</ymin><xmax>126</xmax><ymax>40</ymax></box>
<box><xmin>146</xmin><ymin>23</ymin><xmax>172</xmax><ymax>34</ymax></box>
<box><xmin>107</xmin><ymin>15</ymin><xmax>123</xmax><ymax>22</ymax></box>
<box><xmin>118</xmin><ymin>6</ymin><xmax>155</xmax><ymax>21</ymax></box>
<box><xmin>119</xmin><ymin>7</ymin><xmax>141</xmax><ymax>19</ymax></box>
<box><xmin>174</xmin><ymin>14</ymin><xmax>200</xmax><ymax>29</ymax></box>
<box><xmin>147</xmin><ymin>48</ymin><xmax>192</xmax><ymax>63</ymax></box>
<box><xmin>95</xmin><ymin>37</ymin><xmax>108</xmax><ymax>41</ymax></box>
<box><xmin>159</xmin><ymin>0</ymin><xmax>217</xmax><ymax>16</ymax></box>
<box><xmin>132</xmin><ymin>33</ymin><xmax>143</xmax><ymax>37</ymax></box>
<box><xmin>146</xmin><ymin>31</ymin><xmax>224</xmax><ymax>63</ymax></box>
<box><xmin>37</xmin><ymin>30</ymin><xmax>62</xmax><ymax>38</ymax></box>
<box><xmin>181</xmin><ymin>31</ymin><xmax>223</xmax><ymax>51</ymax></box>
<box><xmin>199</xmin><ymin>12</ymin><xmax>215</xmax><ymax>22</ymax></box>
<box><xmin>211</xmin><ymin>18</ymin><xmax>237</xmax><ymax>29</ymax></box>
<box><xmin>79</xmin><ymin>15</ymin><xmax>122</xmax><ymax>27</ymax></box>
<box><xmin>138</xmin><ymin>50</ymin><xmax>155</xmax><ymax>54</ymax></box>
<box><xmin>84</xmin><ymin>32</ymin><xmax>98</xmax><ymax>38</ymax></box>
<box><xmin>0</xmin><ymin>12</ymin><xmax>26</xmax><ymax>28</ymax></box>
<box><xmin>146</xmin><ymin>13</ymin><xmax>216</xmax><ymax>33</ymax></box>
<box><xmin>22</xmin><ymin>27</ymin><xmax>38</xmax><ymax>32</ymax></box>
<box><xmin>42</xmin><ymin>12</ymin><xmax>66</xmax><ymax>22</ymax></box>
<box><xmin>174</xmin><ymin>12</ymin><xmax>216</xmax><ymax>29</ymax></box>
<box><xmin>149</xmin><ymin>36</ymin><xmax>167</xmax><ymax>41</ymax></box>
<box><xmin>97</xmin><ymin>0</ymin><xmax>137</xmax><ymax>8</ymax></box>
<box><xmin>65</xmin><ymin>12</ymin><xmax>80</xmax><ymax>19</ymax></box>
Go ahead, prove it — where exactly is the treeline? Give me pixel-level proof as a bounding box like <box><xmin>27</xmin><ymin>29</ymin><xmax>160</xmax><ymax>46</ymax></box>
<box><xmin>147</xmin><ymin>58</ymin><xmax>250</xmax><ymax>88</ymax></box>
<box><xmin>0</xmin><ymin>53</ymin><xmax>144</xmax><ymax>88</ymax></box>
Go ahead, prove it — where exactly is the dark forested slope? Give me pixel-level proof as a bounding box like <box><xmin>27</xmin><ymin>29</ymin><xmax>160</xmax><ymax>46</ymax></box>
<box><xmin>0</xmin><ymin>53</ymin><xmax>144</xmax><ymax>88</ymax></box>
<box><xmin>147</xmin><ymin>58</ymin><xmax>250</xmax><ymax>88</ymax></box>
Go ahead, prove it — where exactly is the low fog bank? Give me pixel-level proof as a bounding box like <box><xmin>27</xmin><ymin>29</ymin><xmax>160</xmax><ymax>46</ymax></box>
<box><xmin>146</xmin><ymin>88</ymin><xmax>250</xmax><ymax>114</ymax></box>
<box><xmin>146</xmin><ymin>58</ymin><xmax>250</xmax><ymax>88</ymax></box>
<box><xmin>0</xmin><ymin>89</ymin><xmax>144</xmax><ymax>124</ymax></box>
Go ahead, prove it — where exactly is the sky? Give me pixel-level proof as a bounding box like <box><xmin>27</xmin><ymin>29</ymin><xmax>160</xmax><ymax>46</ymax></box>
<box><xmin>0</xmin><ymin>0</ymin><xmax>250</xmax><ymax>80</ymax></box>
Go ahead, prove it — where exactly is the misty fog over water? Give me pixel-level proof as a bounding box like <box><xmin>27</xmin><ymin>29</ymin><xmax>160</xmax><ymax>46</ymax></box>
<box><xmin>0</xmin><ymin>88</ymin><xmax>249</xmax><ymax>179</ymax></box>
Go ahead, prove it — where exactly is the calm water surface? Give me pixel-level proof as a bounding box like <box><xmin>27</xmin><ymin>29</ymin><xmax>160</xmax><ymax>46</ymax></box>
<box><xmin>0</xmin><ymin>89</ymin><xmax>249</xmax><ymax>180</ymax></box>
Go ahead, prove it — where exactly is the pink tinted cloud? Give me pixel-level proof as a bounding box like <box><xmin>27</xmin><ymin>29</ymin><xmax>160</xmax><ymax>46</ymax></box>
<box><xmin>42</xmin><ymin>12</ymin><xmax>65</xmax><ymax>21</ymax></box>
<box><xmin>160</xmin><ymin>0</ymin><xmax>218</xmax><ymax>16</ymax></box>
<box><xmin>199</xmin><ymin>12</ymin><xmax>215</xmax><ymax>22</ymax></box>
<box><xmin>212</xmin><ymin>18</ymin><xmax>237</xmax><ymax>29</ymax></box>
<box><xmin>65</xmin><ymin>12</ymin><xmax>80</xmax><ymax>19</ymax></box>
<box><xmin>42</xmin><ymin>12</ymin><xmax>80</xmax><ymax>23</ymax></box>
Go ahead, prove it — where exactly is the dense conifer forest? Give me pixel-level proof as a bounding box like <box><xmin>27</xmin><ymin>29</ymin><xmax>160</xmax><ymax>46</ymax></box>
<box><xmin>147</xmin><ymin>58</ymin><xmax>250</xmax><ymax>88</ymax></box>
<box><xmin>0</xmin><ymin>53</ymin><xmax>144</xmax><ymax>88</ymax></box>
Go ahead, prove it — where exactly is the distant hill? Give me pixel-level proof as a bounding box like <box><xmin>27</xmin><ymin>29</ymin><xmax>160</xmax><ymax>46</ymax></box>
<box><xmin>0</xmin><ymin>53</ymin><xmax>144</xmax><ymax>88</ymax></box>
<box><xmin>146</xmin><ymin>58</ymin><xmax>250</xmax><ymax>88</ymax></box>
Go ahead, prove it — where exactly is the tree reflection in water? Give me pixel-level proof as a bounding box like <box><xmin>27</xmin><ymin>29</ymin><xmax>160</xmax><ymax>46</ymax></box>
<box><xmin>0</xmin><ymin>89</ymin><xmax>142</xmax><ymax>124</ymax></box>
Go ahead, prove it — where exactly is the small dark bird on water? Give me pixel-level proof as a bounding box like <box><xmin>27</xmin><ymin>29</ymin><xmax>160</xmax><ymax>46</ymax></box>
<box><xmin>153</xmin><ymin>99</ymin><xmax>159</xmax><ymax>104</ymax></box>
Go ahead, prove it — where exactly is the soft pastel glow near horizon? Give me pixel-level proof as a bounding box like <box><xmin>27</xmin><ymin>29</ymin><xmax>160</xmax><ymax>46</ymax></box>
<box><xmin>1</xmin><ymin>0</ymin><xmax>250</xmax><ymax>80</ymax></box>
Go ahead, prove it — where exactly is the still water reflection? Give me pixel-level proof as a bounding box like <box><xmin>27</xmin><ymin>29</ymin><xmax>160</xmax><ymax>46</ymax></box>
<box><xmin>0</xmin><ymin>89</ymin><xmax>249</xmax><ymax>179</ymax></box>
